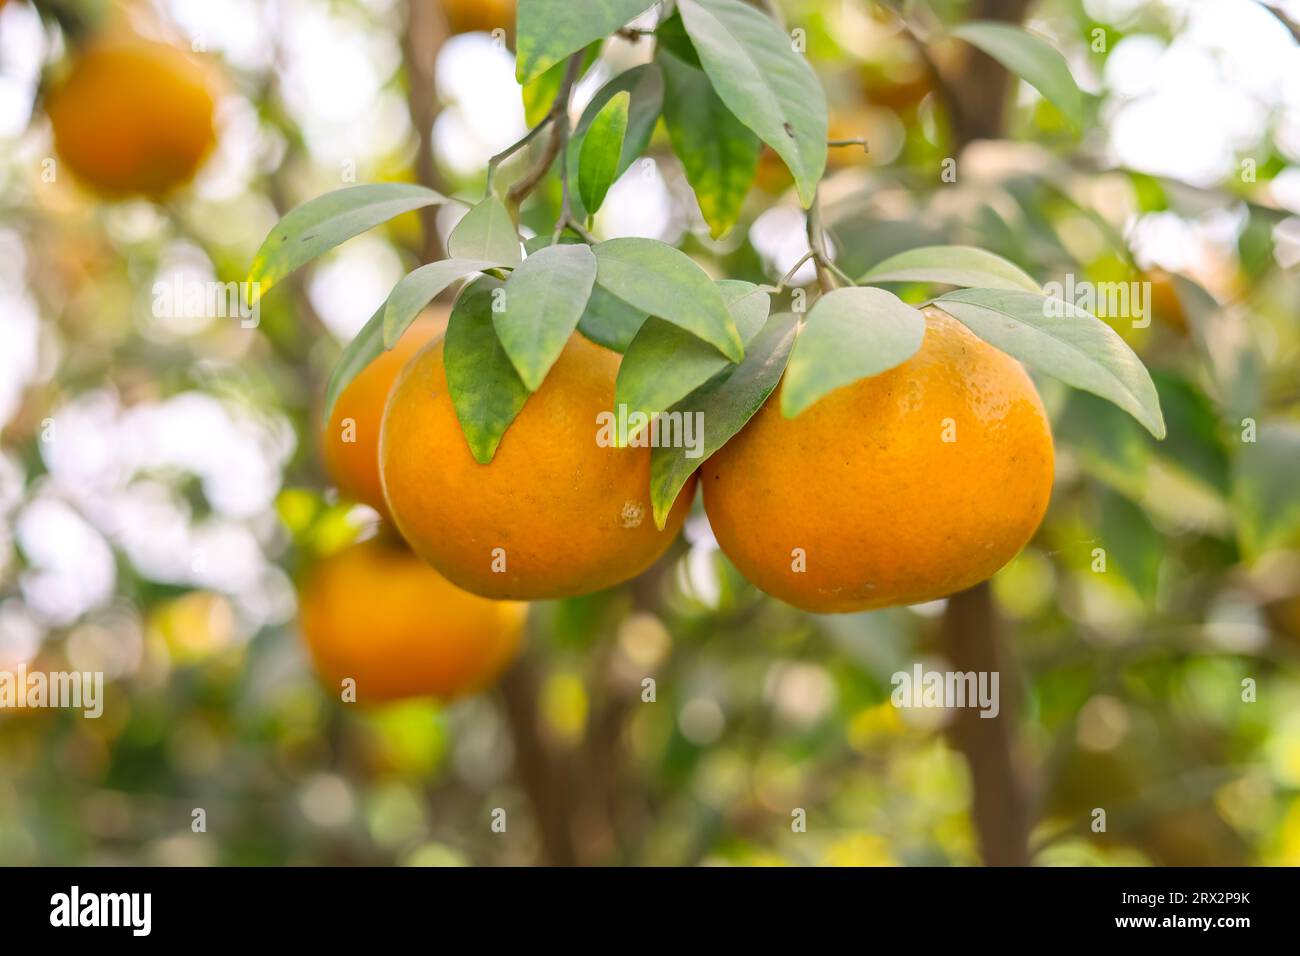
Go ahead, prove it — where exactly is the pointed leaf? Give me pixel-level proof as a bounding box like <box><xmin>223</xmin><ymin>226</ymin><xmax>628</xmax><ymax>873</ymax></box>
<box><xmin>448</xmin><ymin>197</ymin><xmax>522</xmax><ymax>266</ymax></box>
<box><xmin>616</xmin><ymin>280</ymin><xmax>769</xmax><ymax>439</ymax></box>
<box><xmin>650</xmin><ymin>313</ymin><xmax>798</xmax><ymax>527</ymax></box>
<box><xmin>951</xmin><ymin>21</ymin><xmax>1084</xmax><ymax>127</ymax></box>
<box><xmin>658</xmin><ymin>48</ymin><xmax>760</xmax><ymax>238</ymax></box>
<box><xmin>592</xmin><ymin>237</ymin><xmax>743</xmax><ymax>361</ymax></box>
<box><xmin>860</xmin><ymin>245</ymin><xmax>1040</xmax><ymax>293</ymax></box>
<box><xmin>677</xmin><ymin>0</ymin><xmax>827</xmax><ymax>206</ymax></box>
<box><xmin>578</xmin><ymin>92</ymin><xmax>630</xmax><ymax>215</ymax></box>
<box><xmin>1233</xmin><ymin>422</ymin><xmax>1300</xmax><ymax>560</ymax></box>
<box><xmin>780</xmin><ymin>287</ymin><xmax>926</xmax><ymax>417</ymax></box>
<box><xmin>248</xmin><ymin>183</ymin><xmax>448</xmax><ymax>302</ymax></box>
<box><xmin>577</xmin><ymin>283</ymin><xmax>648</xmax><ymax>352</ymax></box>
<box><xmin>566</xmin><ymin>64</ymin><xmax>664</xmax><ymax>220</ymax></box>
<box><xmin>494</xmin><ymin>244</ymin><xmax>599</xmax><ymax>390</ymax></box>
<box><xmin>936</xmin><ymin>287</ymin><xmax>1166</xmax><ymax>438</ymax></box>
<box><xmin>522</xmin><ymin>43</ymin><xmax>599</xmax><ymax>126</ymax></box>
<box><xmin>321</xmin><ymin>303</ymin><xmax>387</xmax><ymax>427</ymax></box>
<box><xmin>383</xmin><ymin>259</ymin><xmax>500</xmax><ymax>348</ymax></box>
<box><xmin>515</xmin><ymin>0</ymin><xmax>655</xmax><ymax>84</ymax></box>
<box><xmin>443</xmin><ymin>278</ymin><xmax>532</xmax><ymax>463</ymax></box>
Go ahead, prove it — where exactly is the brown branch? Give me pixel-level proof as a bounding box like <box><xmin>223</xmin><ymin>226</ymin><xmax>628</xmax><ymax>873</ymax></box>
<box><xmin>401</xmin><ymin>0</ymin><xmax>450</xmax><ymax>262</ymax></box>
<box><xmin>506</xmin><ymin>52</ymin><xmax>585</xmax><ymax>215</ymax></box>
<box><xmin>940</xmin><ymin>583</ymin><xmax>1032</xmax><ymax>865</ymax></box>
<box><xmin>498</xmin><ymin>654</ymin><xmax>579</xmax><ymax>866</ymax></box>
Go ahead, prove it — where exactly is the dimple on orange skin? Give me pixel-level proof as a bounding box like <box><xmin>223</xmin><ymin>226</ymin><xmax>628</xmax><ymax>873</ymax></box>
<box><xmin>702</xmin><ymin>307</ymin><xmax>1054</xmax><ymax>613</ymax></box>
<box><xmin>321</xmin><ymin>312</ymin><xmax>447</xmax><ymax>517</ymax></box>
<box><xmin>298</xmin><ymin>537</ymin><xmax>525</xmax><ymax>703</ymax></box>
<box><xmin>47</xmin><ymin>35</ymin><xmax>218</xmax><ymax>199</ymax></box>
<box><xmin>380</xmin><ymin>332</ymin><xmax>696</xmax><ymax>600</ymax></box>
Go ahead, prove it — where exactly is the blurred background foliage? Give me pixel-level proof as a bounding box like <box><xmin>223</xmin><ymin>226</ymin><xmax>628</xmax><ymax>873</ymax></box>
<box><xmin>1</xmin><ymin>0</ymin><xmax>1299</xmax><ymax>866</ymax></box>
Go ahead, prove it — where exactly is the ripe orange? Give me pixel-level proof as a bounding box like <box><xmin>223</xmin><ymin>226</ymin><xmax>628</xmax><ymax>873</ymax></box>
<box><xmin>443</xmin><ymin>0</ymin><xmax>515</xmax><ymax>37</ymax></box>
<box><xmin>47</xmin><ymin>33</ymin><xmax>218</xmax><ymax>198</ymax></box>
<box><xmin>380</xmin><ymin>332</ymin><xmax>696</xmax><ymax>600</ymax></box>
<box><xmin>702</xmin><ymin>307</ymin><xmax>1054</xmax><ymax>613</ymax></box>
<box><xmin>1144</xmin><ymin>269</ymin><xmax>1188</xmax><ymax>333</ymax></box>
<box><xmin>298</xmin><ymin>536</ymin><xmax>525</xmax><ymax>703</ymax></box>
<box><xmin>322</xmin><ymin>311</ymin><xmax>447</xmax><ymax>516</ymax></box>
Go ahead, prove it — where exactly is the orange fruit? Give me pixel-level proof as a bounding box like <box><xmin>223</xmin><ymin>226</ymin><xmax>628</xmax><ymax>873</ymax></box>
<box><xmin>442</xmin><ymin>0</ymin><xmax>515</xmax><ymax>37</ymax></box>
<box><xmin>1144</xmin><ymin>268</ymin><xmax>1188</xmax><ymax>333</ymax></box>
<box><xmin>47</xmin><ymin>34</ymin><xmax>218</xmax><ymax>198</ymax></box>
<box><xmin>702</xmin><ymin>307</ymin><xmax>1054</xmax><ymax>613</ymax></box>
<box><xmin>298</xmin><ymin>536</ymin><xmax>525</xmax><ymax>703</ymax></box>
<box><xmin>322</xmin><ymin>311</ymin><xmax>447</xmax><ymax>516</ymax></box>
<box><xmin>380</xmin><ymin>332</ymin><xmax>696</xmax><ymax>600</ymax></box>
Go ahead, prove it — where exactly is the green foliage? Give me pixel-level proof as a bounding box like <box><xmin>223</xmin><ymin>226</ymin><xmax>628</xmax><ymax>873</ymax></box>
<box><xmin>591</xmin><ymin>238</ymin><xmax>744</xmax><ymax>361</ymax></box>
<box><xmin>382</xmin><ymin>259</ymin><xmax>498</xmax><ymax>347</ymax></box>
<box><xmin>780</xmin><ymin>287</ymin><xmax>927</xmax><ymax>418</ymax></box>
<box><xmin>951</xmin><ymin>21</ymin><xmax>1085</xmax><ymax>127</ymax></box>
<box><xmin>443</xmin><ymin>278</ymin><xmax>531</xmax><ymax>464</ymax></box>
<box><xmin>657</xmin><ymin>48</ymin><xmax>760</xmax><ymax>238</ymax></box>
<box><xmin>515</xmin><ymin>0</ymin><xmax>655</xmax><ymax>83</ymax></box>
<box><xmin>447</xmin><ymin>197</ymin><xmax>523</xmax><ymax>266</ymax></box>
<box><xmin>676</xmin><ymin>0</ymin><xmax>828</xmax><ymax>206</ymax></box>
<box><xmin>859</xmin><ymin>245</ymin><xmax>1041</xmax><ymax>293</ymax></box>
<box><xmin>577</xmin><ymin>92</ymin><xmax>630</xmax><ymax>215</ymax></box>
<box><xmin>649</xmin><ymin>313</ymin><xmax>797</xmax><ymax>527</ymax></box>
<box><xmin>247</xmin><ymin>183</ymin><xmax>448</xmax><ymax>301</ymax></box>
<box><xmin>936</xmin><ymin>288</ymin><xmax>1167</xmax><ymax>438</ymax></box>
<box><xmin>566</xmin><ymin>64</ymin><xmax>664</xmax><ymax>221</ymax></box>
<box><xmin>493</xmin><ymin>243</ymin><xmax>598</xmax><ymax>390</ymax></box>
<box><xmin>615</xmin><ymin>280</ymin><xmax>770</xmax><ymax>440</ymax></box>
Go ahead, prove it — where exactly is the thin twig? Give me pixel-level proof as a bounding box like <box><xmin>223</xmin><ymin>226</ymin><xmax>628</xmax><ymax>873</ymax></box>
<box><xmin>828</xmin><ymin>137</ymin><xmax>870</xmax><ymax>153</ymax></box>
<box><xmin>804</xmin><ymin>191</ymin><xmax>836</xmax><ymax>293</ymax></box>
<box><xmin>401</xmin><ymin>0</ymin><xmax>450</xmax><ymax>262</ymax></box>
<box><xmin>486</xmin><ymin>115</ymin><xmax>555</xmax><ymax>198</ymax></box>
<box><xmin>775</xmin><ymin>250</ymin><xmax>815</xmax><ymax>292</ymax></box>
<box><xmin>506</xmin><ymin>52</ymin><xmax>585</xmax><ymax>214</ymax></box>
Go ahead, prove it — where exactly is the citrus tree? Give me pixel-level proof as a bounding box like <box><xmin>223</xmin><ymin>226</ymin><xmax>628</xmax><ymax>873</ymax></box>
<box><xmin>5</xmin><ymin>0</ymin><xmax>1300</xmax><ymax>869</ymax></box>
<box><xmin>248</xmin><ymin>0</ymin><xmax>1166</xmax><ymax>864</ymax></box>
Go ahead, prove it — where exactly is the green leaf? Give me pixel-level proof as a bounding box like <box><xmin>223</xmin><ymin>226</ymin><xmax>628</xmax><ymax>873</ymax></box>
<box><xmin>248</xmin><ymin>183</ymin><xmax>448</xmax><ymax>302</ymax></box>
<box><xmin>521</xmin><ymin>43</ymin><xmax>599</xmax><ymax>126</ymax></box>
<box><xmin>578</xmin><ymin>92</ymin><xmax>630</xmax><ymax>215</ymax></box>
<box><xmin>649</xmin><ymin>313</ymin><xmax>798</xmax><ymax>528</ymax></box>
<box><xmin>443</xmin><ymin>278</ymin><xmax>532</xmax><ymax>464</ymax></box>
<box><xmin>658</xmin><ymin>48</ymin><xmax>760</xmax><ymax>238</ymax></box>
<box><xmin>577</xmin><ymin>283</ymin><xmax>648</xmax><ymax>352</ymax></box>
<box><xmin>676</xmin><ymin>0</ymin><xmax>827</xmax><ymax>207</ymax></box>
<box><xmin>515</xmin><ymin>0</ymin><xmax>654</xmax><ymax>84</ymax></box>
<box><xmin>950</xmin><ymin>21</ymin><xmax>1084</xmax><ymax>127</ymax></box>
<box><xmin>592</xmin><ymin>237</ymin><xmax>743</xmax><ymax>361</ymax></box>
<box><xmin>780</xmin><ymin>287</ymin><xmax>926</xmax><ymax>417</ymax></box>
<box><xmin>448</xmin><ymin>197</ymin><xmax>522</xmax><ymax>266</ymax></box>
<box><xmin>321</xmin><ymin>303</ymin><xmax>387</xmax><ymax>427</ymax></box>
<box><xmin>1233</xmin><ymin>422</ymin><xmax>1300</xmax><ymax>560</ymax></box>
<box><xmin>860</xmin><ymin>245</ymin><xmax>1040</xmax><ymax>293</ymax></box>
<box><xmin>1095</xmin><ymin>487</ymin><xmax>1163</xmax><ymax>602</ymax></box>
<box><xmin>615</xmin><ymin>280</ymin><xmax>770</xmax><ymax>441</ymax></box>
<box><xmin>382</xmin><ymin>259</ymin><xmax>500</xmax><ymax>348</ymax></box>
<box><xmin>566</xmin><ymin>64</ymin><xmax>664</xmax><ymax>220</ymax></box>
<box><xmin>935</xmin><ymin>287</ymin><xmax>1166</xmax><ymax>439</ymax></box>
<box><xmin>494</xmin><ymin>244</ymin><xmax>598</xmax><ymax>390</ymax></box>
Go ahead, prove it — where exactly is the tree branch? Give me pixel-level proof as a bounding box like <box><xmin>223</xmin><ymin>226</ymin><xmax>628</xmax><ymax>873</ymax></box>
<box><xmin>402</xmin><ymin>0</ymin><xmax>451</xmax><ymax>262</ymax></box>
<box><xmin>940</xmin><ymin>583</ymin><xmax>1032</xmax><ymax>865</ymax></box>
<box><xmin>506</xmin><ymin>52</ymin><xmax>585</xmax><ymax>215</ymax></box>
